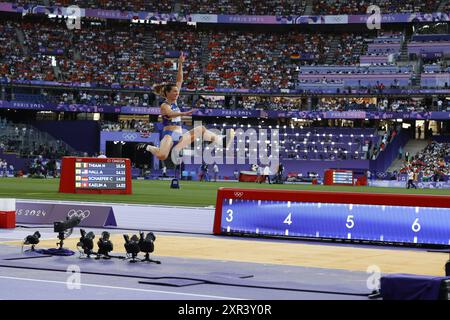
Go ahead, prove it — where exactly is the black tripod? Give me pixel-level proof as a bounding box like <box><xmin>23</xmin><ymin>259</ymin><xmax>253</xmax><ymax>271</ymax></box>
<box><xmin>142</xmin><ymin>252</ymin><xmax>161</xmax><ymax>264</ymax></box>
<box><xmin>170</xmin><ymin>153</ymin><xmax>183</xmax><ymax>189</ymax></box>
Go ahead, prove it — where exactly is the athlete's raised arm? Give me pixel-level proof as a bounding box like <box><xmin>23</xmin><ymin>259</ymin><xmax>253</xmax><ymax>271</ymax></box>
<box><xmin>176</xmin><ymin>51</ymin><xmax>185</xmax><ymax>91</ymax></box>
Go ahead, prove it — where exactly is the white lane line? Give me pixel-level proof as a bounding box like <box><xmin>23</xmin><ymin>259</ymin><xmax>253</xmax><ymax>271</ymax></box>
<box><xmin>0</xmin><ymin>275</ymin><xmax>244</xmax><ymax>300</ymax></box>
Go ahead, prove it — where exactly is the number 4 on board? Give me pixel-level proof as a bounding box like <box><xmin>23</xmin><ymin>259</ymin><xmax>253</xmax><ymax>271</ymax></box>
<box><xmin>284</xmin><ymin>213</ymin><xmax>292</xmax><ymax>225</ymax></box>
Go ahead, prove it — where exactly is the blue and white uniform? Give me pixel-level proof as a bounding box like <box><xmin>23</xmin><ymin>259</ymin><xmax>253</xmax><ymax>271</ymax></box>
<box><xmin>162</xmin><ymin>101</ymin><xmax>182</xmax><ymax>143</ymax></box>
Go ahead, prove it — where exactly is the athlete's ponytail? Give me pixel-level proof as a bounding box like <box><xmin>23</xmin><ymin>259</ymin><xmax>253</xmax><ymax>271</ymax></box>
<box><xmin>153</xmin><ymin>83</ymin><xmax>177</xmax><ymax>98</ymax></box>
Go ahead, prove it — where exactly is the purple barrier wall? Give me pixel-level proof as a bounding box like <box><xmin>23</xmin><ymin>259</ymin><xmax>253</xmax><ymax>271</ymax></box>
<box><xmin>185</xmin><ymin>159</ymin><xmax>370</xmax><ymax>179</ymax></box>
<box><xmin>0</xmin><ymin>150</ymin><xmax>31</xmax><ymax>173</ymax></box>
<box><xmin>432</xmin><ymin>135</ymin><xmax>450</xmax><ymax>143</ymax></box>
<box><xmin>15</xmin><ymin>202</ymin><xmax>117</xmax><ymax>227</ymax></box>
<box><xmin>360</xmin><ymin>55</ymin><xmax>389</xmax><ymax>64</ymax></box>
<box><xmin>32</xmin><ymin>120</ymin><xmax>100</xmax><ymax>155</ymax></box>
<box><xmin>408</xmin><ymin>42</ymin><xmax>450</xmax><ymax>54</ymax></box>
<box><xmin>412</xmin><ymin>34</ymin><xmax>450</xmax><ymax>42</ymax></box>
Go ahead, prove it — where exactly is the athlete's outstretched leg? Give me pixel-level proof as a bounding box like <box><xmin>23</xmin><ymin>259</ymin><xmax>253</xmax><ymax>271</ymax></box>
<box><xmin>137</xmin><ymin>135</ymin><xmax>173</xmax><ymax>161</ymax></box>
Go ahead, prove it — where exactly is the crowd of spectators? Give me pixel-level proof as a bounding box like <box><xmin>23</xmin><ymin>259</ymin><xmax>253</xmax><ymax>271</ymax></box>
<box><xmin>179</xmin><ymin>0</ymin><xmax>306</xmax><ymax>15</ymax></box>
<box><xmin>9</xmin><ymin>0</ymin><xmax>446</xmax><ymax>15</ymax></box>
<box><xmin>399</xmin><ymin>141</ymin><xmax>450</xmax><ymax>181</ymax></box>
<box><xmin>312</xmin><ymin>0</ymin><xmax>442</xmax><ymax>15</ymax></box>
<box><xmin>101</xmin><ymin>120</ymin><xmax>154</xmax><ymax>133</ymax></box>
<box><xmin>315</xmin><ymin>98</ymin><xmax>431</xmax><ymax>112</ymax></box>
<box><xmin>300</xmin><ymin>66</ymin><xmax>412</xmax><ymax>75</ymax></box>
<box><xmin>237</xmin><ymin>96</ymin><xmax>303</xmax><ymax>111</ymax></box>
<box><xmin>2</xmin><ymin>19</ymin><xmax>358</xmax><ymax>91</ymax></box>
<box><xmin>11</xmin><ymin>0</ymin><xmax>174</xmax><ymax>13</ymax></box>
<box><xmin>203</xmin><ymin>31</ymin><xmax>332</xmax><ymax>90</ymax></box>
<box><xmin>315</xmin><ymin>98</ymin><xmax>377</xmax><ymax>112</ymax></box>
<box><xmin>0</xmin><ymin>21</ymin><xmax>55</xmax><ymax>82</ymax></box>
<box><xmin>57</xmin><ymin>90</ymin><xmax>153</xmax><ymax>107</ymax></box>
<box><xmin>4</xmin><ymin>85</ymin><xmax>442</xmax><ymax>113</ymax></box>
<box><xmin>2</xmin><ymin>17</ymin><xmax>450</xmax><ymax>105</ymax></box>
<box><xmin>332</xmin><ymin>33</ymin><xmax>365</xmax><ymax>65</ymax></box>
<box><xmin>0</xmin><ymin>117</ymin><xmax>72</xmax><ymax>158</ymax></box>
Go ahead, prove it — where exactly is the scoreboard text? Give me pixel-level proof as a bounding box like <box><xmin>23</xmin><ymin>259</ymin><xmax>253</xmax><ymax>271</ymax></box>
<box><xmin>59</xmin><ymin>157</ymin><xmax>132</xmax><ymax>194</ymax></box>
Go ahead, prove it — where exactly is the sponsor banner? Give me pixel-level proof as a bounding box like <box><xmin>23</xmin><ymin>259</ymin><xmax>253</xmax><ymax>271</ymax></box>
<box><xmin>15</xmin><ymin>202</ymin><xmax>117</xmax><ymax>227</ymax></box>
<box><xmin>38</xmin><ymin>47</ymin><xmax>64</xmax><ymax>55</ymax></box>
<box><xmin>0</xmin><ymin>2</ymin><xmax>12</xmax><ymax>11</ymax></box>
<box><xmin>413</xmin><ymin>34</ymin><xmax>450</xmax><ymax>42</ymax></box>
<box><xmin>121</xmin><ymin>106</ymin><xmax>160</xmax><ymax>115</ymax></box>
<box><xmin>1</xmin><ymin>3</ymin><xmax>450</xmax><ymax>25</ymax></box>
<box><xmin>193</xmin><ymin>108</ymin><xmax>261</xmax><ymax>117</ymax></box>
<box><xmin>324</xmin><ymin>15</ymin><xmax>348</xmax><ymax>24</ymax></box>
<box><xmin>190</xmin><ymin>14</ymin><xmax>218</xmax><ymax>23</ymax></box>
<box><xmin>2</xmin><ymin>100</ymin><xmax>450</xmax><ymax>119</ymax></box>
<box><xmin>370</xmin><ymin>180</ymin><xmax>450</xmax><ymax>189</ymax></box>
<box><xmin>217</xmin><ymin>15</ymin><xmax>279</xmax><ymax>24</ymax></box>
<box><xmin>420</xmin><ymin>52</ymin><xmax>443</xmax><ymax>59</ymax></box>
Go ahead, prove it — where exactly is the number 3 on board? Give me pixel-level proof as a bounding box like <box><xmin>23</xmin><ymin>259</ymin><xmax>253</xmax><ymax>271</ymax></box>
<box><xmin>226</xmin><ymin>209</ymin><xmax>233</xmax><ymax>222</ymax></box>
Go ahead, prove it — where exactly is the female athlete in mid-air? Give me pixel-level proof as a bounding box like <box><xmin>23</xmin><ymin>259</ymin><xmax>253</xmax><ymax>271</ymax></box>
<box><xmin>137</xmin><ymin>52</ymin><xmax>234</xmax><ymax>162</ymax></box>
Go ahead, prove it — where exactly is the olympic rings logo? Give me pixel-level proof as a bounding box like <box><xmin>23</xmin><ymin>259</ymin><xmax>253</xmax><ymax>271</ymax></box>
<box><xmin>234</xmin><ymin>192</ymin><xmax>244</xmax><ymax>198</ymax></box>
<box><xmin>122</xmin><ymin>133</ymin><xmax>138</xmax><ymax>140</ymax></box>
<box><xmin>67</xmin><ymin>209</ymin><xmax>90</xmax><ymax>221</ymax></box>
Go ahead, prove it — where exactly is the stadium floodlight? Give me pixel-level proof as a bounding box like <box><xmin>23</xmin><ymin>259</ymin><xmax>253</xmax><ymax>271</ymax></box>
<box><xmin>77</xmin><ymin>229</ymin><xmax>95</xmax><ymax>258</ymax></box>
<box><xmin>54</xmin><ymin>216</ymin><xmax>81</xmax><ymax>249</ymax></box>
<box><xmin>22</xmin><ymin>231</ymin><xmax>41</xmax><ymax>252</ymax></box>
<box><xmin>123</xmin><ymin>234</ymin><xmax>141</xmax><ymax>263</ymax></box>
<box><xmin>97</xmin><ymin>231</ymin><xmax>114</xmax><ymax>259</ymax></box>
<box><xmin>138</xmin><ymin>232</ymin><xmax>161</xmax><ymax>264</ymax></box>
